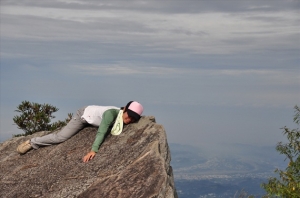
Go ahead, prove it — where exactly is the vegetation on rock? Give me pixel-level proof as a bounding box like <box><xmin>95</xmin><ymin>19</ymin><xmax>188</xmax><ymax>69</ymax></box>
<box><xmin>261</xmin><ymin>105</ymin><xmax>300</xmax><ymax>198</ymax></box>
<box><xmin>13</xmin><ymin>100</ymin><xmax>72</xmax><ymax>136</ymax></box>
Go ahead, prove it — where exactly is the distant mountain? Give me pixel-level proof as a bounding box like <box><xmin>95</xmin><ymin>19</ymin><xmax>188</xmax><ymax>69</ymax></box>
<box><xmin>169</xmin><ymin>143</ymin><xmax>207</xmax><ymax>169</ymax></box>
<box><xmin>169</xmin><ymin>143</ymin><xmax>286</xmax><ymax>198</ymax></box>
<box><xmin>169</xmin><ymin>143</ymin><xmax>285</xmax><ymax>174</ymax></box>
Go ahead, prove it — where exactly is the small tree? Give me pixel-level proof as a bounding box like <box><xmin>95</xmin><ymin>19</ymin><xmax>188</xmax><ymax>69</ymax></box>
<box><xmin>261</xmin><ymin>105</ymin><xmax>300</xmax><ymax>198</ymax></box>
<box><xmin>13</xmin><ymin>101</ymin><xmax>72</xmax><ymax>136</ymax></box>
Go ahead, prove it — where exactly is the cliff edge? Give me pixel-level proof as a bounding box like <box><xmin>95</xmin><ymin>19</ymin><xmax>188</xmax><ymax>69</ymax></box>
<box><xmin>0</xmin><ymin>116</ymin><xmax>178</xmax><ymax>198</ymax></box>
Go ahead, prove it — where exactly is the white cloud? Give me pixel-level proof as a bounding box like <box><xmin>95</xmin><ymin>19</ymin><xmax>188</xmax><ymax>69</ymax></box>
<box><xmin>70</xmin><ymin>64</ymin><xmax>183</xmax><ymax>76</ymax></box>
<box><xmin>1</xmin><ymin>2</ymin><xmax>298</xmax><ymax>55</ymax></box>
<box><xmin>1</xmin><ymin>5</ymin><xmax>118</xmax><ymax>23</ymax></box>
<box><xmin>69</xmin><ymin>63</ymin><xmax>300</xmax><ymax>91</ymax></box>
<box><xmin>1</xmin><ymin>0</ymin><xmax>299</xmax><ymax>150</ymax></box>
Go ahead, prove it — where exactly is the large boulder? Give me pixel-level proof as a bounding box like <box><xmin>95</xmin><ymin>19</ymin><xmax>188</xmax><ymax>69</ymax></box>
<box><xmin>0</xmin><ymin>116</ymin><xmax>178</xmax><ymax>198</ymax></box>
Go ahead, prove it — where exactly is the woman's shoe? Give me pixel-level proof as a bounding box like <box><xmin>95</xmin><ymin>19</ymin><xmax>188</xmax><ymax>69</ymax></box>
<box><xmin>17</xmin><ymin>140</ymin><xmax>33</xmax><ymax>154</ymax></box>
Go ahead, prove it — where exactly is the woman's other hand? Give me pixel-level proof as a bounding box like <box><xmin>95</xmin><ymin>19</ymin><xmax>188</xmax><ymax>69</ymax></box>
<box><xmin>83</xmin><ymin>151</ymin><xmax>96</xmax><ymax>162</ymax></box>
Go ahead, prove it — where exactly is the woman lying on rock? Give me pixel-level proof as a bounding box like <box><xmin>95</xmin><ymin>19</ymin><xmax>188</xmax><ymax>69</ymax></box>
<box><xmin>16</xmin><ymin>101</ymin><xmax>143</xmax><ymax>162</ymax></box>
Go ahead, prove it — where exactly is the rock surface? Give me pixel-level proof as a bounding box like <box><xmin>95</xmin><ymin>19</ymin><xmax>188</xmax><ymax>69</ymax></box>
<box><xmin>0</xmin><ymin>116</ymin><xmax>178</xmax><ymax>198</ymax></box>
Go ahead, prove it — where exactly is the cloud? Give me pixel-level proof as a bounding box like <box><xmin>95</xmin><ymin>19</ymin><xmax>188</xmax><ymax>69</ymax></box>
<box><xmin>1</xmin><ymin>0</ymin><xmax>299</xmax><ymax>145</ymax></box>
<box><xmin>70</xmin><ymin>63</ymin><xmax>299</xmax><ymax>82</ymax></box>
<box><xmin>1</xmin><ymin>1</ymin><xmax>298</xmax><ymax>57</ymax></box>
<box><xmin>71</xmin><ymin>64</ymin><xmax>181</xmax><ymax>76</ymax></box>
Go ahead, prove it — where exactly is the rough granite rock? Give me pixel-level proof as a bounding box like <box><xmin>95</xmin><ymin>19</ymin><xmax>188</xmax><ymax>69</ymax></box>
<box><xmin>0</xmin><ymin>116</ymin><xmax>178</xmax><ymax>198</ymax></box>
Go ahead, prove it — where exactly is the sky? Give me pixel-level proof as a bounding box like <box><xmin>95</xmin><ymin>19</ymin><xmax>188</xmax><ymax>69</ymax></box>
<box><xmin>1</xmin><ymin>0</ymin><xmax>299</xmax><ymax>151</ymax></box>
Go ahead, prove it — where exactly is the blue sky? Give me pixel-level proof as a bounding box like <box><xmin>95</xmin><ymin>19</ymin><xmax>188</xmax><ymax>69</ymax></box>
<box><xmin>1</xmin><ymin>0</ymin><xmax>299</xmax><ymax>150</ymax></box>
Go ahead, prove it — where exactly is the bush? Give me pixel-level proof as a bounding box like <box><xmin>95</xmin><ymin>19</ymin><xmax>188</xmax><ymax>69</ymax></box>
<box><xmin>261</xmin><ymin>105</ymin><xmax>300</xmax><ymax>198</ymax></box>
<box><xmin>13</xmin><ymin>101</ymin><xmax>72</xmax><ymax>136</ymax></box>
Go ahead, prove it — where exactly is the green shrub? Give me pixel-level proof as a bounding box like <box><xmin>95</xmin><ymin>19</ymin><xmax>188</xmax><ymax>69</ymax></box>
<box><xmin>13</xmin><ymin>101</ymin><xmax>72</xmax><ymax>136</ymax></box>
<box><xmin>261</xmin><ymin>105</ymin><xmax>300</xmax><ymax>198</ymax></box>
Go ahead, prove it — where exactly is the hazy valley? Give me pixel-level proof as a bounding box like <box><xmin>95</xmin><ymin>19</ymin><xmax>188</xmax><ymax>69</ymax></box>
<box><xmin>169</xmin><ymin>143</ymin><xmax>286</xmax><ymax>198</ymax></box>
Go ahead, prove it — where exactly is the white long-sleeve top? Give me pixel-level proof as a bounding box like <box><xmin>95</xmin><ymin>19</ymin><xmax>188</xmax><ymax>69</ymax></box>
<box><xmin>81</xmin><ymin>105</ymin><xmax>119</xmax><ymax>126</ymax></box>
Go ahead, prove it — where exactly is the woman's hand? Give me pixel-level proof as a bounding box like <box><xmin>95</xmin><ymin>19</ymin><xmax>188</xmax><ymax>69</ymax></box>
<box><xmin>83</xmin><ymin>151</ymin><xmax>96</xmax><ymax>162</ymax></box>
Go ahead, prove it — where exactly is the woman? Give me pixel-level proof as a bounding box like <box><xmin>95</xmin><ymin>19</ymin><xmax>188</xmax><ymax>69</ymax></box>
<box><xmin>17</xmin><ymin>101</ymin><xmax>144</xmax><ymax>162</ymax></box>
